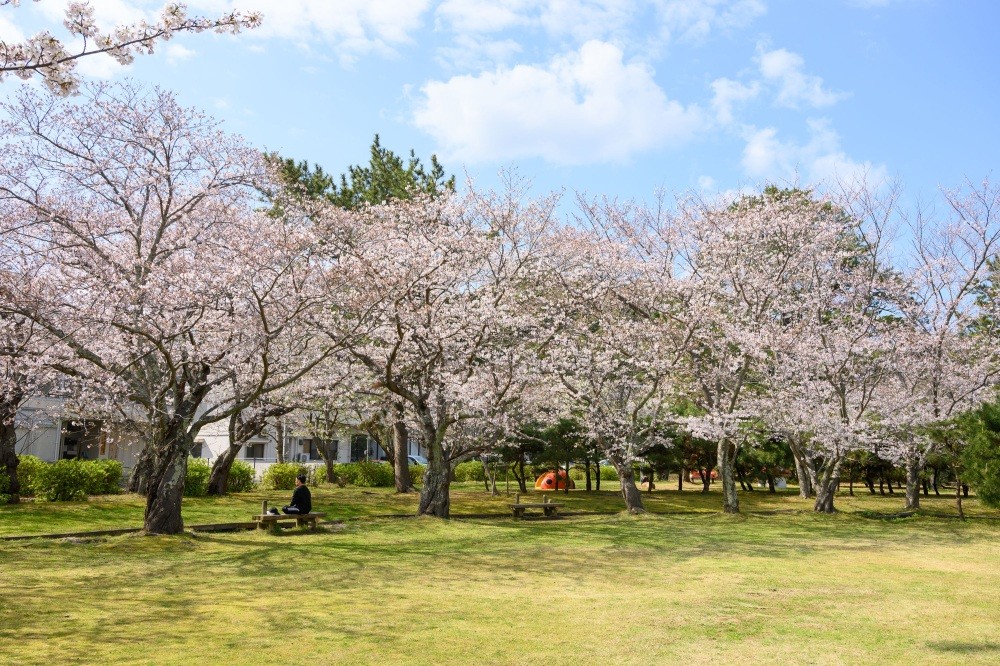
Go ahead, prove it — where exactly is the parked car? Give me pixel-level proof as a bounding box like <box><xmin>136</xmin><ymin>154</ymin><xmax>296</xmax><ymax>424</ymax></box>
<box><xmin>407</xmin><ymin>455</ymin><xmax>428</xmax><ymax>465</ymax></box>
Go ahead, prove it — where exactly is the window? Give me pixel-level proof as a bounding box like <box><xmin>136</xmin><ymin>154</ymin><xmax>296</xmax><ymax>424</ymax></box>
<box><xmin>246</xmin><ymin>442</ymin><xmax>265</xmax><ymax>459</ymax></box>
<box><xmin>350</xmin><ymin>434</ymin><xmax>367</xmax><ymax>462</ymax></box>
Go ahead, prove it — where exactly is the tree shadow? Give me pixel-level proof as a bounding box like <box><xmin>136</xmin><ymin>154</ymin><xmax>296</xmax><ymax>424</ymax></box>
<box><xmin>926</xmin><ymin>640</ymin><xmax>1000</xmax><ymax>654</ymax></box>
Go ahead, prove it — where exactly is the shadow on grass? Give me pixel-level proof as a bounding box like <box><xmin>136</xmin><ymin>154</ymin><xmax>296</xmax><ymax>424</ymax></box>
<box><xmin>927</xmin><ymin>641</ymin><xmax>1000</xmax><ymax>654</ymax></box>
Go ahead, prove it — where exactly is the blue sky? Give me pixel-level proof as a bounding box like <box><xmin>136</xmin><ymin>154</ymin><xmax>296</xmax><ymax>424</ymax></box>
<box><xmin>3</xmin><ymin>0</ymin><xmax>998</xmax><ymax>206</ymax></box>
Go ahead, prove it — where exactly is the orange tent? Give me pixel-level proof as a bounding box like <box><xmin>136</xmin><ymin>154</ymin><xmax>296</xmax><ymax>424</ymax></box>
<box><xmin>535</xmin><ymin>469</ymin><xmax>575</xmax><ymax>490</ymax></box>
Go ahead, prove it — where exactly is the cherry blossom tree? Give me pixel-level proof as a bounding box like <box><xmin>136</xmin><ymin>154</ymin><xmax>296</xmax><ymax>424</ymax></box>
<box><xmin>313</xmin><ymin>181</ymin><xmax>556</xmax><ymax>517</ymax></box>
<box><xmin>534</xmin><ymin>197</ymin><xmax>691</xmax><ymax>513</ymax></box>
<box><xmin>675</xmin><ymin>187</ymin><xmax>889</xmax><ymax>513</ymax></box>
<box><xmin>0</xmin><ymin>82</ymin><xmax>336</xmax><ymax>532</ymax></box>
<box><xmin>879</xmin><ymin>179</ymin><xmax>1000</xmax><ymax>510</ymax></box>
<box><xmin>1</xmin><ymin>0</ymin><xmax>261</xmax><ymax>95</ymax></box>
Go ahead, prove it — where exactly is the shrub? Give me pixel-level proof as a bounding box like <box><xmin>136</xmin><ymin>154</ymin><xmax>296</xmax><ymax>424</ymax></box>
<box><xmin>33</xmin><ymin>459</ymin><xmax>90</xmax><ymax>501</ymax></box>
<box><xmin>598</xmin><ymin>464</ymin><xmax>619</xmax><ymax>481</ymax></box>
<box><xmin>88</xmin><ymin>459</ymin><xmax>123</xmax><ymax>495</ymax></box>
<box><xmin>262</xmin><ymin>462</ymin><xmax>309</xmax><ymax>491</ymax></box>
<box><xmin>227</xmin><ymin>459</ymin><xmax>257</xmax><ymax>493</ymax></box>
<box><xmin>454</xmin><ymin>460</ymin><xmax>485</xmax><ymax>482</ymax></box>
<box><xmin>336</xmin><ymin>461</ymin><xmax>394</xmax><ymax>487</ymax></box>
<box><xmin>184</xmin><ymin>457</ymin><xmax>211</xmax><ymax>497</ymax></box>
<box><xmin>31</xmin><ymin>458</ymin><xmax>125</xmax><ymax>501</ymax></box>
<box><xmin>12</xmin><ymin>454</ymin><xmax>46</xmax><ymax>497</ymax></box>
<box><xmin>409</xmin><ymin>464</ymin><xmax>426</xmax><ymax>481</ymax></box>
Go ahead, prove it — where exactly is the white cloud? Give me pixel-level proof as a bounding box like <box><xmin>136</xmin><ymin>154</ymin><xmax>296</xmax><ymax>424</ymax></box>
<box><xmin>415</xmin><ymin>40</ymin><xmax>704</xmax><ymax>165</ymax></box>
<box><xmin>710</xmin><ymin>77</ymin><xmax>759</xmax><ymax>124</ymax></box>
<box><xmin>657</xmin><ymin>0</ymin><xmax>766</xmax><ymax>43</ymax></box>
<box><xmin>741</xmin><ymin>119</ymin><xmax>886</xmax><ymax>184</ymax></box>
<box><xmin>537</xmin><ymin>0</ymin><xmax>637</xmax><ymax>42</ymax></box>
<box><xmin>190</xmin><ymin>0</ymin><xmax>431</xmax><ymax>61</ymax></box>
<box><xmin>34</xmin><ymin>0</ymin><xmax>148</xmax><ymax>27</ymax></box>
<box><xmin>698</xmin><ymin>175</ymin><xmax>717</xmax><ymax>190</ymax></box>
<box><xmin>0</xmin><ymin>14</ymin><xmax>26</xmax><ymax>42</ymax></box>
<box><xmin>165</xmin><ymin>43</ymin><xmax>196</xmax><ymax>64</ymax></box>
<box><xmin>435</xmin><ymin>34</ymin><xmax>524</xmax><ymax>71</ymax></box>
<box><xmin>756</xmin><ymin>45</ymin><xmax>847</xmax><ymax>109</ymax></box>
<box><xmin>435</xmin><ymin>0</ymin><xmax>533</xmax><ymax>33</ymax></box>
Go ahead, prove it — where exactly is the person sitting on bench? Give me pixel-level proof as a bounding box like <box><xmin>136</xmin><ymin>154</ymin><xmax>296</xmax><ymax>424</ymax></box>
<box><xmin>282</xmin><ymin>474</ymin><xmax>312</xmax><ymax>515</ymax></box>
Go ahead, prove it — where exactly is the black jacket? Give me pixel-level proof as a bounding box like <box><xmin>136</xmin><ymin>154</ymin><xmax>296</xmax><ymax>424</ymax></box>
<box><xmin>290</xmin><ymin>485</ymin><xmax>312</xmax><ymax>514</ymax></box>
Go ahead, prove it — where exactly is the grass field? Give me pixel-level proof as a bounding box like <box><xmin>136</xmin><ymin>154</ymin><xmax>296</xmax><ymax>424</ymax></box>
<box><xmin>1</xmin><ymin>484</ymin><xmax>999</xmax><ymax>664</ymax></box>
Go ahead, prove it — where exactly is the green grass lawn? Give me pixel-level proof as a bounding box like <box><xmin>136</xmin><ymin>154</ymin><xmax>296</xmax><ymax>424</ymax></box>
<box><xmin>1</xmin><ymin>484</ymin><xmax>998</xmax><ymax>664</ymax></box>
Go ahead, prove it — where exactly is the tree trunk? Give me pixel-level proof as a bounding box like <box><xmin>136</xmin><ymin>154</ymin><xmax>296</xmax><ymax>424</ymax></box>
<box><xmin>207</xmin><ymin>413</ymin><xmax>243</xmax><ymax>496</ymax></box>
<box><xmin>585</xmin><ymin>459</ymin><xmax>592</xmax><ymax>492</ymax></box>
<box><xmin>717</xmin><ymin>439</ymin><xmax>740</xmax><ymax>514</ymax></box>
<box><xmin>315</xmin><ymin>440</ymin><xmax>337</xmax><ymax>484</ymax></box>
<box><xmin>127</xmin><ymin>444</ymin><xmax>153</xmax><ymax>494</ymax></box>
<box><xmin>274</xmin><ymin>420</ymin><xmax>285</xmax><ymax>464</ymax></box>
<box><xmin>392</xmin><ymin>410</ymin><xmax>413</xmax><ymax>493</ymax></box>
<box><xmin>514</xmin><ymin>456</ymin><xmax>528</xmax><ymax>493</ymax></box>
<box><xmin>904</xmin><ymin>455</ymin><xmax>922</xmax><ymax>510</ymax></box>
<box><xmin>595</xmin><ymin>460</ymin><xmax>601</xmax><ymax>491</ymax></box>
<box><xmin>701</xmin><ymin>469</ymin><xmax>711</xmax><ymax>493</ymax></box>
<box><xmin>143</xmin><ymin>428</ymin><xmax>191</xmax><ymax>534</ymax></box>
<box><xmin>813</xmin><ymin>456</ymin><xmax>843</xmax><ymax>513</ymax></box>
<box><xmin>609</xmin><ymin>456</ymin><xmax>644</xmax><ymax>514</ymax></box>
<box><xmin>565</xmin><ymin>456</ymin><xmax>571</xmax><ymax>495</ymax></box>
<box><xmin>955</xmin><ymin>473</ymin><xmax>965</xmax><ymax>520</ymax></box>
<box><xmin>788</xmin><ymin>435</ymin><xmax>812</xmax><ymax>499</ymax></box>
<box><xmin>932</xmin><ymin>467</ymin><xmax>940</xmax><ymax>496</ymax></box>
<box><xmin>207</xmin><ymin>442</ymin><xmax>242</xmax><ymax>496</ymax></box>
<box><xmin>417</xmin><ymin>422</ymin><xmax>450</xmax><ymax>518</ymax></box>
<box><xmin>677</xmin><ymin>467</ymin><xmax>684</xmax><ymax>491</ymax></box>
<box><xmin>1</xmin><ymin>418</ymin><xmax>21</xmax><ymax>504</ymax></box>
<box><xmin>766</xmin><ymin>474</ymin><xmax>775</xmax><ymax>493</ymax></box>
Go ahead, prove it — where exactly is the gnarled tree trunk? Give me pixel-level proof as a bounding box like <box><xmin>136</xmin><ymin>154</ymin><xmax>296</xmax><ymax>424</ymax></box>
<box><xmin>417</xmin><ymin>414</ymin><xmax>451</xmax><ymax>518</ymax></box>
<box><xmin>717</xmin><ymin>438</ymin><xmax>740</xmax><ymax>514</ymax></box>
<box><xmin>392</xmin><ymin>405</ymin><xmax>413</xmax><ymax>493</ymax></box>
<box><xmin>143</xmin><ymin>425</ymin><xmax>193</xmax><ymax>534</ymax></box>
<box><xmin>787</xmin><ymin>434</ymin><xmax>813</xmax><ymax>499</ymax></box>
<box><xmin>813</xmin><ymin>455</ymin><xmax>843</xmax><ymax>513</ymax></box>
<box><xmin>1</xmin><ymin>412</ymin><xmax>21</xmax><ymax>504</ymax></box>
<box><xmin>904</xmin><ymin>454</ymin><xmax>923</xmax><ymax>511</ymax></box>
<box><xmin>607</xmin><ymin>454</ymin><xmax>644</xmax><ymax>514</ymax></box>
<box><xmin>127</xmin><ymin>444</ymin><xmax>153</xmax><ymax>494</ymax></box>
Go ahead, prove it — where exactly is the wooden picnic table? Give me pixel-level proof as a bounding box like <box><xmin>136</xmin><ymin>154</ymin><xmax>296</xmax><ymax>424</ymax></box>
<box><xmin>253</xmin><ymin>502</ymin><xmax>325</xmax><ymax>532</ymax></box>
<box><xmin>508</xmin><ymin>493</ymin><xmax>563</xmax><ymax>518</ymax></box>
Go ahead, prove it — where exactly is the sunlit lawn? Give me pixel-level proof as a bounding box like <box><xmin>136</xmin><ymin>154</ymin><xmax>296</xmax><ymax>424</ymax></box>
<box><xmin>0</xmin><ymin>479</ymin><xmax>994</xmax><ymax>537</ymax></box>
<box><xmin>1</xmin><ymin>483</ymin><xmax>998</xmax><ymax>664</ymax></box>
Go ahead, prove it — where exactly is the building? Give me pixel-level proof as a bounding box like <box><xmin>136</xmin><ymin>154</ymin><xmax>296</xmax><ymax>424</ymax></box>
<box><xmin>15</xmin><ymin>397</ymin><xmax>428</xmax><ymax>478</ymax></box>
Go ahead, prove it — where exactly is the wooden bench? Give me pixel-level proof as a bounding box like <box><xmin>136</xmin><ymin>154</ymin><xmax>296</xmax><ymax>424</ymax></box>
<box><xmin>252</xmin><ymin>512</ymin><xmax>326</xmax><ymax>533</ymax></box>
<box><xmin>508</xmin><ymin>494</ymin><xmax>563</xmax><ymax>518</ymax></box>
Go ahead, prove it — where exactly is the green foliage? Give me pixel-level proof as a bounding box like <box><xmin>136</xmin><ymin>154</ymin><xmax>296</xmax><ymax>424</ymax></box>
<box><xmin>13</xmin><ymin>454</ymin><xmax>46</xmax><ymax>496</ymax></box>
<box><xmin>962</xmin><ymin>402</ymin><xmax>1000</xmax><ymax>507</ymax></box>
<box><xmin>30</xmin><ymin>458</ymin><xmax>123</xmax><ymax>501</ymax></box>
<box><xmin>184</xmin><ymin>457</ymin><xmax>211</xmax><ymax>497</ymax></box>
<box><xmin>88</xmin><ymin>459</ymin><xmax>123</xmax><ymax>495</ymax></box>
<box><xmin>409</xmin><ymin>464</ymin><xmax>426</xmax><ymax>481</ymax></box>
<box><xmin>598</xmin><ymin>465</ymin><xmax>620</xmax><ymax>481</ymax></box>
<box><xmin>273</xmin><ymin>134</ymin><xmax>454</xmax><ymax>211</ymax></box>
<box><xmin>454</xmin><ymin>460</ymin><xmax>485</xmax><ymax>482</ymax></box>
<box><xmin>262</xmin><ymin>462</ymin><xmax>310</xmax><ymax>491</ymax></box>
<box><xmin>227</xmin><ymin>459</ymin><xmax>257</xmax><ymax>493</ymax></box>
<box><xmin>335</xmin><ymin>461</ymin><xmax>394</xmax><ymax>488</ymax></box>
